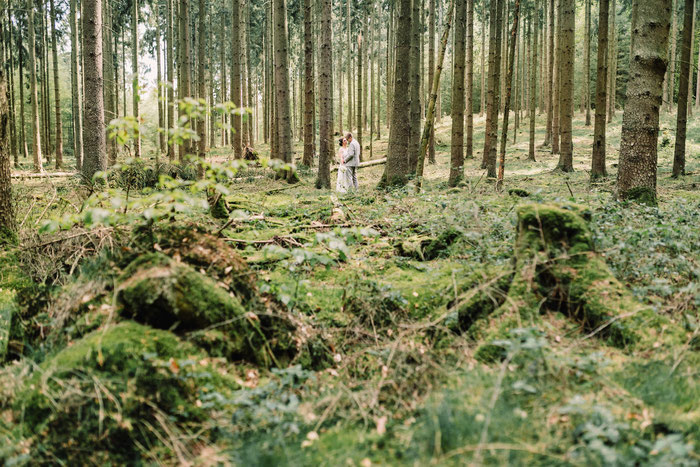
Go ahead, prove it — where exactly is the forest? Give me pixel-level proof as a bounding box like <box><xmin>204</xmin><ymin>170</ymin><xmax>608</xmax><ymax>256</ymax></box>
<box><xmin>0</xmin><ymin>0</ymin><xmax>699</xmax><ymax>463</ymax></box>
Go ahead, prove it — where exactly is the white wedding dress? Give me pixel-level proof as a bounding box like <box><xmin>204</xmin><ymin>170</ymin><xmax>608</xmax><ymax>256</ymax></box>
<box><xmin>336</xmin><ymin>148</ymin><xmax>350</xmax><ymax>193</ymax></box>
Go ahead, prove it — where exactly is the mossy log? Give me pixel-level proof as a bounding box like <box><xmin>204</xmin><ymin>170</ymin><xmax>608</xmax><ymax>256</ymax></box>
<box><xmin>449</xmin><ymin>204</ymin><xmax>685</xmax><ymax>361</ymax></box>
<box><xmin>117</xmin><ymin>253</ymin><xmax>298</xmax><ymax>367</ymax></box>
<box><xmin>15</xmin><ymin>321</ymin><xmax>235</xmax><ymax>464</ymax></box>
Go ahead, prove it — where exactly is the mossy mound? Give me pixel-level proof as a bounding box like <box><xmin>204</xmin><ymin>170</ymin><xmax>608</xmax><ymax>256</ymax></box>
<box><xmin>13</xmin><ymin>321</ymin><xmax>237</xmax><ymax>464</ymax></box>
<box><xmin>451</xmin><ymin>204</ymin><xmax>686</xmax><ymax>360</ymax></box>
<box><xmin>395</xmin><ymin>228</ymin><xmax>462</xmax><ymax>261</ymax></box>
<box><xmin>447</xmin><ymin>268</ymin><xmax>514</xmax><ymax>334</ymax></box>
<box><xmin>343</xmin><ymin>280</ymin><xmax>408</xmax><ymax>328</ymax></box>
<box><xmin>117</xmin><ymin>253</ymin><xmax>298</xmax><ymax>367</ymax></box>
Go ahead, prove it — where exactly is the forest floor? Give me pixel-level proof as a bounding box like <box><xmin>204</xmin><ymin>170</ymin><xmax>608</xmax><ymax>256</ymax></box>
<box><xmin>1</xmin><ymin>112</ymin><xmax>700</xmax><ymax>465</ymax></box>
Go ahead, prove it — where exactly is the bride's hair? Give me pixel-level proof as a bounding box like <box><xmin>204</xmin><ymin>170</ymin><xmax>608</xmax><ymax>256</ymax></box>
<box><xmin>338</xmin><ymin>138</ymin><xmax>345</xmax><ymax>147</ymax></box>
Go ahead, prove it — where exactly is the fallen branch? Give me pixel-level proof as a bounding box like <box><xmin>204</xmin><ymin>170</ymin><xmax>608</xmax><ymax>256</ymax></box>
<box><xmin>331</xmin><ymin>158</ymin><xmax>387</xmax><ymax>172</ymax></box>
<box><xmin>11</xmin><ymin>171</ymin><xmax>78</xmax><ymax>179</ymax></box>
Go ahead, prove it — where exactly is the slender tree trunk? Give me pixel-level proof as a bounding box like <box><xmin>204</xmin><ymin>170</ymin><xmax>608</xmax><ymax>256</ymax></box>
<box><xmin>347</xmin><ymin>0</ymin><xmax>353</xmax><ymax>131</ymax></box>
<box><xmin>664</xmin><ymin>0</ymin><xmax>677</xmax><ymax>111</ymax></box>
<box><xmin>696</xmin><ymin>9</ymin><xmax>700</xmax><ymax>111</ymax></box>
<box><xmin>606</xmin><ymin>0</ymin><xmax>616</xmax><ymax>121</ymax></box>
<box><xmin>17</xmin><ymin>13</ymin><xmax>28</xmax><ymax>162</ymax></box>
<box><xmin>273</xmin><ymin>0</ymin><xmax>295</xmax><ymax>180</ymax></box>
<box><xmin>103</xmin><ymin>1</ymin><xmax>117</xmax><ymax>165</ymax></box>
<box><xmin>416</xmin><ymin>0</ymin><xmax>455</xmax><ymax>189</ymax></box>
<box><xmin>28</xmin><ymin>3</ymin><xmax>43</xmax><ymax>172</ymax></box>
<box><xmin>82</xmin><ymin>0</ymin><xmax>107</xmax><ymax>181</ymax></box>
<box><xmin>131</xmin><ymin>0</ymin><xmax>140</xmax><ymax>158</ymax></box>
<box><xmin>0</xmin><ymin>45</ymin><xmax>15</xmax><ymax>239</ymax></box>
<box><xmin>551</xmin><ymin>0</ymin><xmax>561</xmax><ymax>155</ymax></box>
<box><xmin>384</xmin><ymin>0</ymin><xmax>412</xmax><ymax>186</ymax></box>
<box><xmin>465</xmin><ymin>0</ymin><xmax>474</xmax><ymax>161</ymax></box>
<box><xmin>496</xmin><ymin>0</ymin><xmax>521</xmax><ymax>188</ymax></box>
<box><xmin>450</xmin><ymin>0</ymin><xmax>467</xmax><ymax>186</ymax></box>
<box><xmin>428</xmin><ymin>0</ymin><xmax>436</xmax><ymax>163</ymax></box>
<box><xmin>687</xmin><ymin>7</ymin><xmax>695</xmax><ymax>117</ymax></box>
<box><xmin>544</xmin><ymin>0</ymin><xmax>554</xmax><ymax>146</ymax></box>
<box><xmin>556</xmin><ymin>0</ymin><xmax>574</xmax><ymax>172</ymax></box>
<box><xmin>40</xmin><ymin>10</ymin><xmax>51</xmax><ymax>162</ymax></box>
<box><xmin>6</xmin><ymin>1</ymin><xmax>19</xmax><ymax>168</ymax></box>
<box><xmin>528</xmin><ymin>0</ymin><xmax>538</xmax><ymax>161</ymax></box>
<box><xmin>49</xmin><ymin>0</ymin><xmax>63</xmax><ymax>169</ymax></box>
<box><xmin>584</xmin><ymin>0</ymin><xmax>592</xmax><ymax>125</ymax></box>
<box><xmin>303</xmin><ymin>0</ymin><xmax>315</xmax><ymax>166</ymax></box>
<box><xmin>196</xmin><ymin>0</ymin><xmax>207</xmax><ymax>178</ymax></box>
<box><xmin>482</xmin><ymin>0</ymin><xmax>499</xmax><ymax>169</ymax></box>
<box><xmin>480</xmin><ymin>0</ymin><xmax>486</xmax><ymax>117</ymax></box>
<box><xmin>156</xmin><ymin>3</ymin><xmax>165</xmax><ymax>155</ymax></box>
<box><xmin>241</xmin><ymin>0</ymin><xmax>250</xmax><ymax>148</ymax></box>
<box><xmin>672</xmin><ymin>0</ymin><xmax>695</xmax><ymax>177</ymax></box>
<box><xmin>591</xmin><ymin>0</ymin><xmax>609</xmax><ymax>178</ymax></box>
<box><xmin>231</xmin><ymin>0</ymin><xmax>242</xmax><ymax>158</ymax></box>
<box><xmin>408</xmin><ymin>0</ymin><xmax>421</xmax><ymax>172</ymax></box>
<box><xmin>357</xmin><ymin>16</ymin><xmax>364</xmax><ymax>159</ymax></box>
<box><xmin>246</xmin><ymin>2</ymin><xmax>254</xmax><ymax>145</ymax></box>
<box><xmin>316</xmin><ymin>0</ymin><xmax>333</xmax><ymax>189</ymax></box>
<box><xmin>485</xmin><ymin>0</ymin><xmax>504</xmax><ymax>177</ymax></box>
<box><xmin>617</xmin><ymin>0</ymin><xmax>671</xmax><ymax>203</ymax></box>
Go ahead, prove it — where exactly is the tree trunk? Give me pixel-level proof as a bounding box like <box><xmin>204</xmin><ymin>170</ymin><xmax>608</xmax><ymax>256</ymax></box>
<box><xmin>303</xmin><ymin>0</ymin><xmax>315</xmax><ymax>167</ymax></box>
<box><xmin>665</xmin><ymin>0</ymin><xmax>677</xmax><ymax>112</ymax></box>
<box><xmin>449</xmin><ymin>0</ymin><xmax>467</xmax><ymax>186</ymax></box>
<box><xmin>167</xmin><ymin>0</ymin><xmax>175</xmax><ymax>160</ymax></box>
<box><xmin>316</xmin><ymin>0</ymin><xmax>333</xmax><ymax>189</ymax></box>
<box><xmin>584</xmin><ymin>0</ymin><xmax>592</xmax><ymax>125</ymax></box>
<box><xmin>428</xmin><ymin>0</ymin><xmax>436</xmax><ymax>163</ymax></box>
<box><xmin>672</xmin><ymin>0</ymin><xmax>695</xmax><ymax>177</ymax></box>
<box><xmin>49</xmin><ymin>0</ymin><xmax>63</xmax><ymax>169</ymax></box>
<box><xmin>82</xmin><ymin>0</ymin><xmax>107</xmax><ymax>181</ymax></box>
<box><xmin>496</xmin><ymin>0</ymin><xmax>521</xmax><ymax>188</ymax></box>
<box><xmin>197</xmin><ymin>0</ymin><xmax>207</xmax><ymax>178</ymax></box>
<box><xmin>606</xmin><ymin>0</ymin><xmax>616</xmax><ymax>121</ymax></box>
<box><xmin>357</xmin><ymin>17</ymin><xmax>364</xmax><ymax>159</ymax></box>
<box><xmin>480</xmin><ymin>0</ymin><xmax>486</xmax><ymax>117</ymax></box>
<box><xmin>544</xmin><ymin>0</ymin><xmax>554</xmax><ymax>146</ymax></box>
<box><xmin>617</xmin><ymin>0</ymin><xmax>671</xmax><ymax>204</ymax></box>
<box><xmin>416</xmin><ymin>0</ymin><xmax>455</xmax><ymax>190</ymax></box>
<box><xmin>231</xmin><ymin>0</ymin><xmax>242</xmax><ymax>158</ymax></box>
<box><xmin>465</xmin><ymin>0</ymin><xmax>474</xmax><ymax>160</ymax></box>
<box><xmin>528</xmin><ymin>0</ymin><xmax>538</xmax><ymax>161</ymax></box>
<box><xmin>240</xmin><ymin>0</ymin><xmax>249</xmax><ymax>148</ymax></box>
<box><xmin>482</xmin><ymin>0</ymin><xmax>499</xmax><ymax>169</ymax></box>
<box><xmin>407</xmin><ymin>0</ymin><xmax>421</xmax><ymax>172</ymax></box>
<box><xmin>273</xmin><ymin>0</ymin><xmax>294</xmax><ymax>179</ymax></box>
<box><xmin>384</xmin><ymin>0</ymin><xmax>412</xmax><ymax>186</ymax></box>
<box><xmin>551</xmin><ymin>0</ymin><xmax>561</xmax><ymax>155</ymax></box>
<box><xmin>0</xmin><ymin>48</ymin><xmax>15</xmax><ymax>239</ymax></box>
<box><xmin>696</xmin><ymin>7</ymin><xmax>700</xmax><ymax>111</ymax></box>
<box><xmin>591</xmin><ymin>0</ymin><xmax>609</xmax><ymax>178</ymax></box>
<box><xmin>132</xmin><ymin>0</ymin><xmax>140</xmax><ymax>158</ymax></box>
<box><xmin>6</xmin><ymin>2</ymin><xmax>18</xmax><ymax>168</ymax></box>
<box><xmin>156</xmin><ymin>3</ymin><xmax>165</xmax><ymax>155</ymax></box>
<box><xmin>28</xmin><ymin>3</ymin><xmax>43</xmax><ymax>172</ymax></box>
<box><xmin>485</xmin><ymin>0</ymin><xmax>504</xmax><ymax>177</ymax></box>
<box><xmin>556</xmin><ymin>0</ymin><xmax>574</xmax><ymax>172</ymax></box>
<box><xmin>347</xmin><ymin>0</ymin><xmax>353</xmax><ymax>131</ymax></box>
<box><xmin>246</xmin><ymin>2</ymin><xmax>254</xmax><ymax>145</ymax></box>
<box><xmin>687</xmin><ymin>6</ymin><xmax>695</xmax><ymax>117</ymax></box>
<box><xmin>178</xmin><ymin>0</ymin><xmax>192</xmax><ymax>161</ymax></box>
<box><xmin>103</xmin><ymin>1</ymin><xmax>117</xmax><ymax>166</ymax></box>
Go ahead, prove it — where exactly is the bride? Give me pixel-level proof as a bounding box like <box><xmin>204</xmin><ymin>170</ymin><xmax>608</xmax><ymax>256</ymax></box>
<box><xmin>336</xmin><ymin>137</ymin><xmax>351</xmax><ymax>193</ymax></box>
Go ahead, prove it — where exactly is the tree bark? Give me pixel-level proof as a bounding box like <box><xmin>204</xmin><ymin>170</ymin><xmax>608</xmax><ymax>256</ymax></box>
<box><xmin>0</xmin><ymin>49</ymin><xmax>15</xmax><ymax>239</ymax></box>
<box><xmin>591</xmin><ymin>0</ymin><xmax>609</xmax><ymax>178</ymax></box>
<box><xmin>481</xmin><ymin>0</ymin><xmax>499</xmax><ymax>169</ymax></box>
<box><xmin>316</xmin><ymin>0</ymin><xmax>333</xmax><ymax>189</ymax></box>
<box><xmin>407</xmin><ymin>0</ymin><xmax>421</xmax><ymax>172</ymax></box>
<box><xmin>416</xmin><ymin>0</ymin><xmax>455</xmax><ymax>190</ymax></box>
<box><xmin>156</xmin><ymin>2</ymin><xmax>165</xmax><ymax>155</ymax></box>
<box><xmin>383</xmin><ymin>0</ymin><xmax>412</xmax><ymax>186</ymax></box>
<box><xmin>465</xmin><ymin>0</ymin><xmax>474</xmax><ymax>160</ymax></box>
<box><xmin>197</xmin><ymin>0</ymin><xmax>207</xmax><ymax>177</ymax></box>
<box><xmin>480</xmin><ymin>0</ymin><xmax>486</xmax><ymax>117</ymax></box>
<box><xmin>167</xmin><ymin>0</ymin><xmax>175</xmax><ymax>159</ymax></box>
<box><xmin>584</xmin><ymin>0</ymin><xmax>592</xmax><ymax>126</ymax></box>
<box><xmin>132</xmin><ymin>0</ymin><xmax>140</xmax><ymax>158</ymax></box>
<box><xmin>28</xmin><ymin>3</ymin><xmax>43</xmax><ymax>172</ymax></box>
<box><xmin>231</xmin><ymin>0</ymin><xmax>242</xmax><ymax>158</ymax></box>
<box><xmin>49</xmin><ymin>0</ymin><xmax>63</xmax><ymax>169</ymax></box>
<box><xmin>103</xmin><ymin>1</ymin><xmax>117</xmax><ymax>166</ymax></box>
<box><xmin>544</xmin><ymin>0</ymin><xmax>554</xmax><ymax>146</ymax></box>
<box><xmin>528</xmin><ymin>0</ymin><xmax>538</xmax><ymax>161</ymax></box>
<box><xmin>449</xmin><ymin>0</ymin><xmax>467</xmax><ymax>186</ymax></box>
<box><xmin>485</xmin><ymin>0</ymin><xmax>504</xmax><ymax>177</ymax></box>
<box><xmin>556</xmin><ymin>0</ymin><xmax>574</xmax><ymax>172</ymax></box>
<box><xmin>617</xmin><ymin>0</ymin><xmax>671</xmax><ymax>204</ymax></box>
<box><xmin>666</xmin><ymin>0</ymin><xmax>678</xmax><ymax>112</ymax></box>
<box><xmin>496</xmin><ymin>0</ymin><xmax>521</xmax><ymax>188</ymax></box>
<box><xmin>303</xmin><ymin>0</ymin><xmax>315</xmax><ymax>167</ymax></box>
<box><xmin>82</xmin><ymin>0</ymin><xmax>107</xmax><ymax>181</ymax></box>
<box><xmin>428</xmin><ymin>0</ymin><xmax>436</xmax><ymax>163</ymax></box>
<box><xmin>178</xmin><ymin>0</ymin><xmax>192</xmax><ymax>161</ymax></box>
<box><xmin>273</xmin><ymin>0</ymin><xmax>295</xmax><ymax>180</ymax></box>
<box><xmin>551</xmin><ymin>0</ymin><xmax>561</xmax><ymax>155</ymax></box>
<box><xmin>606</xmin><ymin>0</ymin><xmax>616</xmax><ymax>121</ymax></box>
<box><xmin>672</xmin><ymin>0</ymin><xmax>695</xmax><ymax>177</ymax></box>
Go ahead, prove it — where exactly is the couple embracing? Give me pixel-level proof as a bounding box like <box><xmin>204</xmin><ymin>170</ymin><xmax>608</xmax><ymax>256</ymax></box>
<box><xmin>336</xmin><ymin>133</ymin><xmax>360</xmax><ymax>193</ymax></box>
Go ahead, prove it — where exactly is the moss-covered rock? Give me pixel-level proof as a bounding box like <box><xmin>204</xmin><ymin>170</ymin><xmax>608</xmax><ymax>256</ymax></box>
<box><xmin>117</xmin><ymin>253</ymin><xmax>299</xmax><ymax>367</ymax></box>
<box><xmin>14</xmin><ymin>321</ymin><xmax>237</xmax><ymax>464</ymax></box>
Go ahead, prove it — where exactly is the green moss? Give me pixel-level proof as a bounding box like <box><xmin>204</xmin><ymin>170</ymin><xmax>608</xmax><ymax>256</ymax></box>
<box><xmin>623</xmin><ymin>186</ymin><xmax>657</xmax><ymax>206</ymax></box>
<box><xmin>118</xmin><ymin>253</ymin><xmax>299</xmax><ymax>367</ymax></box>
<box><xmin>448</xmin><ymin>268</ymin><xmax>514</xmax><ymax>334</ymax></box>
<box><xmin>15</xmin><ymin>321</ymin><xmax>237</xmax><ymax>464</ymax></box>
<box><xmin>395</xmin><ymin>228</ymin><xmax>462</xmax><ymax>261</ymax></box>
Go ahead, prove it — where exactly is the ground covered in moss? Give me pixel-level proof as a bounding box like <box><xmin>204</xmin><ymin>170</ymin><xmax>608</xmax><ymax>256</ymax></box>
<box><xmin>1</xmin><ymin>113</ymin><xmax>699</xmax><ymax>465</ymax></box>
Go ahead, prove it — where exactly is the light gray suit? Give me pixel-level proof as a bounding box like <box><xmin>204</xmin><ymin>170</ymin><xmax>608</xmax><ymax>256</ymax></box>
<box><xmin>345</xmin><ymin>139</ymin><xmax>360</xmax><ymax>189</ymax></box>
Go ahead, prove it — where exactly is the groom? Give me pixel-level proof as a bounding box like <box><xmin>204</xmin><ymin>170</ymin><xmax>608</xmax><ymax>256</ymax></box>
<box><xmin>344</xmin><ymin>132</ymin><xmax>360</xmax><ymax>190</ymax></box>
